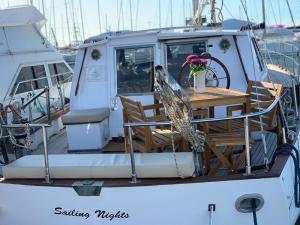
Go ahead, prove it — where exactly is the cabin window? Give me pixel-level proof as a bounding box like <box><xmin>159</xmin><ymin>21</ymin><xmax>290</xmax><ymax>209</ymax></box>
<box><xmin>116</xmin><ymin>46</ymin><xmax>154</xmax><ymax>94</ymax></box>
<box><xmin>166</xmin><ymin>41</ymin><xmax>207</xmax><ymax>88</ymax></box>
<box><xmin>252</xmin><ymin>38</ymin><xmax>265</xmax><ymax>71</ymax></box>
<box><xmin>49</xmin><ymin>63</ymin><xmax>72</xmax><ymax>85</ymax></box>
<box><xmin>11</xmin><ymin>65</ymin><xmax>47</xmax><ymax>95</ymax></box>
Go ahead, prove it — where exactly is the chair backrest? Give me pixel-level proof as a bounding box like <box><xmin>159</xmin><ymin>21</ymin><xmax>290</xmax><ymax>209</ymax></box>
<box><xmin>246</xmin><ymin>81</ymin><xmax>283</xmax><ymax>130</ymax></box>
<box><xmin>120</xmin><ymin>96</ymin><xmax>153</xmax><ymax>149</ymax></box>
<box><xmin>247</xmin><ymin>80</ymin><xmax>283</xmax><ymax>103</ymax></box>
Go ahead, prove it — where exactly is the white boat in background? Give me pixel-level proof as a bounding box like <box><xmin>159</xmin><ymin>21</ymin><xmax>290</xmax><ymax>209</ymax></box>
<box><xmin>0</xmin><ymin>5</ymin><xmax>73</xmax><ymax>149</ymax></box>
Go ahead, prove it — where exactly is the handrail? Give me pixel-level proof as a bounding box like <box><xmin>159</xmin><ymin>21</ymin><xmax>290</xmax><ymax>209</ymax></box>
<box><xmin>123</xmin><ymin>97</ymin><xmax>280</xmax><ymax>127</ymax></box>
<box><xmin>1</xmin><ymin>123</ymin><xmax>51</xmax><ymax>183</ymax></box>
<box><xmin>11</xmin><ymin>71</ymin><xmax>72</xmax><ymax>98</ymax></box>
<box><xmin>124</xmin><ymin>97</ymin><xmax>281</xmax><ymax>181</ymax></box>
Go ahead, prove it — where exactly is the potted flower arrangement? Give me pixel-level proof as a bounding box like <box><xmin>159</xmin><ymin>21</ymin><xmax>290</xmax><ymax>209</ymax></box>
<box><xmin>186</xmin><ymin>54</ymin><xmax>208</xmax><ymax>93</ymax></box>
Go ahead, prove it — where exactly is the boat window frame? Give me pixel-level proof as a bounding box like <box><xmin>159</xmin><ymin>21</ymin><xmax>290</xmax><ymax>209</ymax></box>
<box><xmin>47</xmin><ymin>62</ymin><xmax>73</xmax><ymax>86</ymax></box>
<box><xmin>9</xmin><ymin>63</ymin><xmax>49</xmax><ymax>97</ymax></box>
<box><xmin>114</xmin><ymin>44</ymin><xmax>156</xmax><ymax>96</ymax></box>
<box><xmin>163</xmin><ymin>38</ymin><xmax>208</xmax><ymax>85</ymax></box>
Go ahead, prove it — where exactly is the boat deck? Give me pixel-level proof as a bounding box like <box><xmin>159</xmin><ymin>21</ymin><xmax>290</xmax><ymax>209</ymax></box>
<box><xmin>0</xmin><ymin>125</ymin><xmax>294</xmax><ymax>188</ymax></box>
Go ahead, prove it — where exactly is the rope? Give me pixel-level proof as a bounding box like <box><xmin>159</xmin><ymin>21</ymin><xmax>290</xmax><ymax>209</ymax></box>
<box><xmin>170</xmin><ymin>123</ymin><xmax>185</xmax><ymax>179</ymax></box>
<box><xmin>154</xmin><ymin>66</ymin><xmax>205</xmax><ymax>175</ymax></box>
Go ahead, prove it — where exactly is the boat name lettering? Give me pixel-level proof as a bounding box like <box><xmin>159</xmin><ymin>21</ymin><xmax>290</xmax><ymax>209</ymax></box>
<box><xmin>54</xmin><ymin>207</ymin><xmax>129</xmax><ymax>220</ymax></box>
<box><xmin>95</xmin><ymin>210</ymin><xmax>129</xmax><ymax>220</ymax></box>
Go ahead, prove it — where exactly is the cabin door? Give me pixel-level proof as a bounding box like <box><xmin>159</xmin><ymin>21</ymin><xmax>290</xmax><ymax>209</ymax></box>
<box><xmin>109</xmin><ymin>45</ymin><xmax>155</xmax><ymax>138</ymax></box>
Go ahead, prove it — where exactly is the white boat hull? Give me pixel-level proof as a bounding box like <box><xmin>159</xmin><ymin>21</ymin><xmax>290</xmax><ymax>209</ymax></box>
<box><xmin>0</xmin><ymin>162</ymin><xmax>299</xmax><ymax>225</ymax></box>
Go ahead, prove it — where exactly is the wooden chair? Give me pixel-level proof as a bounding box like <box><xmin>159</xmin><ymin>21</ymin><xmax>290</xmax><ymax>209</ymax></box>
<box><xmin>203</xmin><ymin>81</ymin><xmax>282</xmax><ymax>176</ymax></box>
<box><xmin>204</xmin><ymin>132</ymin><xmax>255</xmax><ymax>176</ymax></box>
<box><xmin>209</xmin><ymin>81</ymin><xmax>283</xmax><ymax>133</ymax></box>
<box><xmin>120</xmin><ymin>96</ymin><xmax>187</xmax><ymax>153</ymax></box>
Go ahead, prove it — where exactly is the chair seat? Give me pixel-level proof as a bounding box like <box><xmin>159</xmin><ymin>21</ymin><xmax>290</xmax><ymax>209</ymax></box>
<box><xmin>152</xmin><ymin>129</ymin><xmax>182</xmax><ymax>147</ymax></box>
<box><xmin>206</xmin><ymin>132</ymin><xmax>247</xmax><ymax>146</ymax></box>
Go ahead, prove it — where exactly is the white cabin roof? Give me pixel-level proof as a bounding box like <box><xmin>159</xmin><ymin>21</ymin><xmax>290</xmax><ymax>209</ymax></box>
<box><xmin>80</xmin><ymin>28</ymin><xmax>247</xmax><ymax>49</ymax></box>
<box><xmin>0</xmin><ymin>5</ymin><xmax>46</xmax><ymax>29</ymax></box>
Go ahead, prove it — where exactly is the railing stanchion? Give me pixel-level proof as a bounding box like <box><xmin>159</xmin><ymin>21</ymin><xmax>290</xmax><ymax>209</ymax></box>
<box><xmin>292</xmin><ymin>79</ymin><xmax>299</xmax><ymax>117</ymax></box>
<box><xmin>128</xmin><ymin>126</ymin><xmax>138</xmax><ymax>183</ymax></box>
<box><xmin>42</xmin><ymin>125</ymin><xmax>51</xmax><ymax>183</ymax></box>
<box><xmin>45</xmin><ymin>87</ymin><xmax>51</xmax><ymax>125</ymax></box>
<box><xmin>244</xmin><ymin>116</ymin><xmax>252</xmax><ymax>175</ymax></box>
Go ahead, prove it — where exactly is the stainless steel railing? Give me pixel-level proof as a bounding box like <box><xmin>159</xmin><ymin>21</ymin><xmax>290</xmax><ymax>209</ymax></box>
<box><xmin>1</xmin><ymin>123</ymin><xmax>51</xmax><ymax>183</ymax></box>
<box><xmin>124</xmin><ymin>97</ymin><xmax>281</xmax><ymax>182</ymax></box>
<box><xmin>0</xmin><ymin>98</ymin><xmax>281</xmax><ymax>184</ymax></box>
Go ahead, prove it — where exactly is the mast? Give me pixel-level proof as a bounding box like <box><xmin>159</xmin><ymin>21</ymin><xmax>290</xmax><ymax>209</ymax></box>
<box><xmin>97</xmin><ymin>0</ymin><xmax>102</xmax><ymax>33</ymax></box>
<box><xmin>135</xmin><ymin>0</ymin><xmax>139</xmax><ymax>30</ymax></box>
<box><xmin>70</xmin><ymin>0</ymin><xmax>78</xmax><ymax>43</ymax></box>
<box><xmin>158</xmin><ymin>0</ymin><xmax>161</xmax><ymax>28</ymax></box>
<box><xmin>79</xmin><ymin>0</ymin><xmax>85</xmax><ymax>40</ymax></box>
<box><xmin>170</xmin><ymin>0</ymin><xmax>173</xmax><ymax>27</ymax></box>
<box><xmin>182</xmin><ymin>0</ymin><xmax>185</xmax><ymax>25</ymax></box>
<box><xmin>262</xmin><ymin>0</ymin><xmax>266</xmax><ymax>36</ymax></box>
<box><xmin>129</xmin><ymin>0</ymin><xmax>133</xmax><ymax>30</ymax></box>
<box><xmin>64</xmin><ymin>0</ymin><xmax>71</xmax><ymax>46</ymax></box>
<box><xmin>210</xmin><ymin>0</ymin><xmax>216</xmax><ymax>24</ymax></box>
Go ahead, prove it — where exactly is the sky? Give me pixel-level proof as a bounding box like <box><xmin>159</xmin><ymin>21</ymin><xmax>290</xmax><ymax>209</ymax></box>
<box><xmin>0</xmin><ymin>0</ymin><xmax>299</xmax><ymax>46</ymax></box>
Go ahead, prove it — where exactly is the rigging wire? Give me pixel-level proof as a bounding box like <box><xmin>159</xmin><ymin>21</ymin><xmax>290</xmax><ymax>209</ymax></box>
<box><xmin>240</xmin><ymin>0</ymin><xmax>270</xmax><ymax>169</ymax></box>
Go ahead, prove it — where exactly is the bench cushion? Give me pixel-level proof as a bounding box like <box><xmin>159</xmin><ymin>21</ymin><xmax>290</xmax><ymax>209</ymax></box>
<box><xmin>62</xmin><ymin>108</ymin><xmax>110</xmax><ymax>125</ymax></box>
<box><xmin>2</xmin><ymin>153</ymin><xmax>195</xmax><ymax>179</ymax></box>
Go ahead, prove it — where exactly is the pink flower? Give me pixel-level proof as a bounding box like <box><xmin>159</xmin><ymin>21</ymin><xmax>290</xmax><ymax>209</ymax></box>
<box><xmin>186</xmin><ymin>54</ymin><xmax>198</xmax><ymax>63</ymax></box>
<box><xmin>190</xmin><ymin>58</ymin><xmax>207</xmax><ymax>66</ymax></box>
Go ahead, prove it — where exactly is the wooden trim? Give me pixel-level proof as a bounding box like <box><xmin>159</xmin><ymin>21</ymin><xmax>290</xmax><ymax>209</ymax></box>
<box><xmin>233</xmin><ymin>35</ymin><xmax>249</xmax><ymax>83</ymax></box>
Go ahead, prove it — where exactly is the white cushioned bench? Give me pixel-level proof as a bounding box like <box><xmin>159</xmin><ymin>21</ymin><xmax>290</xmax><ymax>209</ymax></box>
<box><xmin>2</xmin><ymin>153</ymin><xmax>195</xmax><ymax>179</ymax></box>
<box><xmin>62</xmin><ymin>108</ymin><xmax>110</xmax><ymax>125</ymax></box>
<box><xmin>61</xmin><ymin>108</ymin><xmax>110</xmax><ymax>150</ymax></box>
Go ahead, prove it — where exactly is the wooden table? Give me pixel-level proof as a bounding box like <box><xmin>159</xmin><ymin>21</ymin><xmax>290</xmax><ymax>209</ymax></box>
<box><xmin>186</xmin><ymin>87</ymin><xmax>250</xmax><ymax>116</ymax></box>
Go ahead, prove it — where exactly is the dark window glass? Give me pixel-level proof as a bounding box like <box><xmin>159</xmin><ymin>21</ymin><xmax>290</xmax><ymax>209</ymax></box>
<box><xmin>11</xmin><ymin>65</ymin><xmax>47</xmax><ymax>95</ymax></box>
<box><xmin>116</xmin><ymin>46</ymin><xmax>154</xmax><ymax>94</ymax></box>
<box><xmin>166</xmin><ymin>41</ymin><xmax>206</xmax><ymax>88</ymax></box>
<box><xmin>49</xmin><ymin>63</ymin><xmax>72</xmax><ymax>85</ymax></box>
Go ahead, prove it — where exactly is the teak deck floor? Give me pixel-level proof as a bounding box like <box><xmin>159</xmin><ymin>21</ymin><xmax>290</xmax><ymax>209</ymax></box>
<box><xmin>0</xmin><ymin>120</ymin><xmax>298</xmax><ymax>187</ymax></box>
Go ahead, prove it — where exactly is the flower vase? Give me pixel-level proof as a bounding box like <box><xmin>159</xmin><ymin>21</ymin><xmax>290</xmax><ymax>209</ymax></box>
<box><xmin>194</xmin><ymin>71</ymin><xmax>206</xmax><ymax>93</ymax></box>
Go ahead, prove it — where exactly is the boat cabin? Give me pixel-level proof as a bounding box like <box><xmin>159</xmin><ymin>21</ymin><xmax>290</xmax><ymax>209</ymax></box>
<box><xmin>0</xmin><ymin>6</ymin><xmax>72</xmax><ymax>120</ymax></box>
<box><xmin>67</xmin><ymin>28</ymin><xmax>267</xmax><ymax>149</ymax></box>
